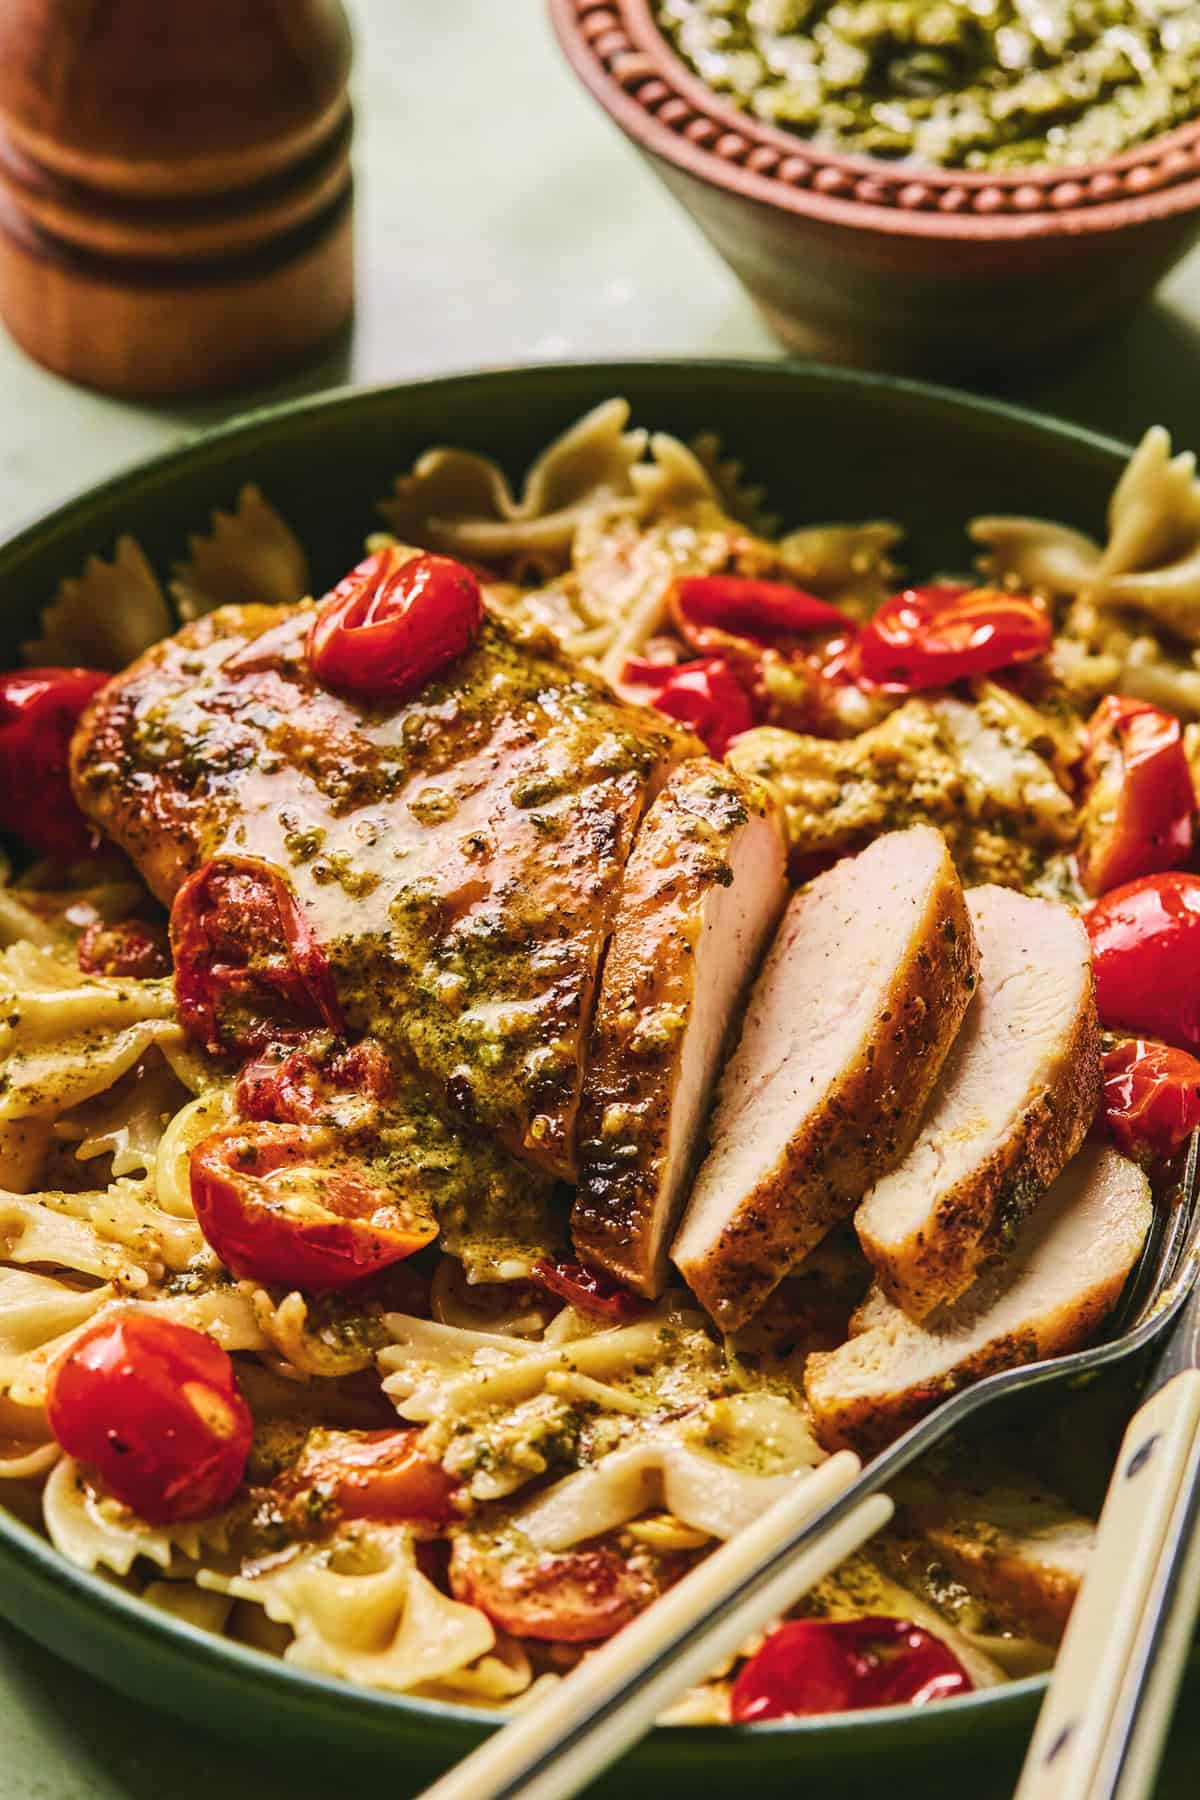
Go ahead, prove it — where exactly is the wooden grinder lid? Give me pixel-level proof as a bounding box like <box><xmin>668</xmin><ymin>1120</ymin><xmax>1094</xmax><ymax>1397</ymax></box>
<box><xmin>0</xmin><ymin>0</ymin><xmax>355</xmax><ymax>396</ymax></box>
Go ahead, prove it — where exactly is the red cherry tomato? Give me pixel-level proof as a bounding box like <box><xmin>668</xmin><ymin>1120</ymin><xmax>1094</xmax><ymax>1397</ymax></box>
<box><xmin>621</xmin><ymin>656</ymin><xmax>754</xmax><ymax>757</ymax></box>
<box><xmin>0</xmin><ymin>667</ymin><xmax>107</xmax><ymax>860</ymax></box>
<box><xmin>45</xmin><ymin>1312</ymin><xmax>252</xmax><ymax>1525</ymax></box>
<box><xmin>237</xmin><ymin>1037</ymin><xmax>393</xmax><ymax>1123</ymax></box>
<box><xmin>730</xmin><ymin>1617</ymin><xmax>973</xmax><ymax>1722</ymax></box>
<box><xmin>77</xmin><ymin>917</ymin><xmax>171</xmax><ymax>980</ymax></box>
<box><xmin>190</xmin><ymin>1120</ymin><xmax>437</xmax><ymax>1291</ymax></box>
<box><xmin>449</xmin><ymin>1537</ymin><xmax>669</xmax><ymax>1642</ymax></box>
<box><xmin>1086</xmin><ymin>872</ymin><xmax>1200</xmax><ymax>1050</ymax></box>
<box><xmin>307</xmin><ymin>548</ymin><xmax>483</xmax><ymax>703</ymax></box>
<box><xmin>1101</xmin><ymin>1040</ymin><xmax>1200</xmax><ymax>1163</ymax></box>
<box><xmin>531</xmin><ymin>1258</ymin><xmax>647</xmax><ymax>1323</ymax></box>
<box><xmin>1078</xmin><ymin>696</ymin><xmax>1195</xmax><ymax>898</ymax></box>
<box><xmin>280</xmin><ymin>1427</ymin><xmax>459</xmax><ymax>1526</ymax></box>
<box><xmin>671</xmin><ymin>576</ymin><xmax>846</xmax><ymax>652</ymax></box>
<box><xmin>855</xmin><ymin>586</ymin><xmax>1050</xmax><ymax>692</ymax></box>
<box><xmin>170</xmin><ymin>856</ymin><xmax>343</xmax><ymax>1057</ymax></box>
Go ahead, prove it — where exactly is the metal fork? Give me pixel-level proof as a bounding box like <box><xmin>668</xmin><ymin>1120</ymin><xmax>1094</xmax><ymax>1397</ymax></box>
<box><xmin>420</xmin><ymin>1133</ymin><xmax>1200</xmax><ymax>1800</ymax></box>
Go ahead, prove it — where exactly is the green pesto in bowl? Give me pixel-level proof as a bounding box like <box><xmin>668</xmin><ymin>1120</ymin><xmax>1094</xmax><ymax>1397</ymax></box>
<box><xmin>658</xmin><ymin>0</ymin><xmax>1200</xmax><ymax>169</ymax></box>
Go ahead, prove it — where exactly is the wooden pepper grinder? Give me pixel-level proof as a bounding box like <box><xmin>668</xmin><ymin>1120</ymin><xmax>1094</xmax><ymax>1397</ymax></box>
<box><xmin>0</xmin><ymin>0</ymin><xmax>354</xmax><ymax>397</ymax></box>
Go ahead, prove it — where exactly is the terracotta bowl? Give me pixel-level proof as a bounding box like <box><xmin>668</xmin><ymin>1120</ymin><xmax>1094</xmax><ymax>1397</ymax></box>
<box><xmin>549</xmin><ymin>0</ymin><xmax>1200</xmax><ymax>375</ymax></box>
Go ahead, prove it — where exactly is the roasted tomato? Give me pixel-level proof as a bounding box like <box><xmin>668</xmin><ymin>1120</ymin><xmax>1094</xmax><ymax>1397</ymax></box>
<box><xmin>307</xmin><ymin>547</ymin><xmax>483</xmax><ymax>702</ymax></box>
<box><xmin>531</xmin><ymin>1259</ymin><xmax>646</xmax><ymax>1323</ymax></box>
<box><xmin>621</xmin><ymin>656</ymin><xmax>753</xmax><ymax>757</ymax></box>
<box><xmin>191</xmin><ymin>1121</ymin><xmax>438</xmax><ymax>1291</ymax></box>
<box><xmin>280</xmin><ymin>1427</ymin><xmax>459</xmax><ymax>1526</ymax></box>
<box><xmin>46</xmin><ymin>1312</ymin><xmax>252</xmax><ymax>1524</ymax></box>
<box><xmin>170</xmin><ymin>856</ymin><xmax>343</xmax><ymax>1057</ymax></box>
<box><xmin>77</xmin><ymin>916</ymin><xmax>171</xmax><ymax>980</ymax></box>
<box><xmin>730</xmin><ymin>1617</ymin><xmax>973</xmax><ymax>1721</ymax></box>
<box><xmin>1102</xmin><ymin>1039</ymin><xmax>1200</xmax><ymax>1163</ymax></box>
<box><xmin>1077</xmin><ymin>696</ymin><xmax>1195</xmax><ymax>897</ymax></box>
<box><xmin>237</xmin><ymin>1037</ymin><xmax>393</xmax><ymax>1124</ymax></box>
<box><xmin>671</xmin><ymin>575</ymin><xmax>846</xmax><ymax>653</ymax></box>
<box><xmin>1086</xmin><ymin>872</ymin><xmax>1200</xmax><ymax>1050</ymax></box>
<box><xmin>0</xmin><ymin>667</ymin><xmax>107</xmax><ymax>860</ymax></box>
<box><xmin>449</xmin><ymin>1536</ymin><xmax>672</xmax><ymax>1642</ymax></box>
<box><xmin>855</xmin><ymin>586</ymin><xmax>1050</xmax><ymax>692</ymax></box>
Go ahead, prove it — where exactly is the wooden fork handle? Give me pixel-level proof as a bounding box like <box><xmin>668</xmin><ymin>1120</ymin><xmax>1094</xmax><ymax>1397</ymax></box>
<box><xmin>1015</xmin><ymin>1368</ymin><xmax>1200</xmax><ymax>1800</ymax></box>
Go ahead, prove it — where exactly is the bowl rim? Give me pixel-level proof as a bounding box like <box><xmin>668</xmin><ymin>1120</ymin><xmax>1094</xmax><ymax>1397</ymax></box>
<box><xmin>550</xmin><ymin>0</ymin><xmax>1200</xmax><ymax>239</ymax></box>
<box><xmin>0</xmin><ymin>355</ymin><xmax>1136</xmax><ymax>1756</ymax></box>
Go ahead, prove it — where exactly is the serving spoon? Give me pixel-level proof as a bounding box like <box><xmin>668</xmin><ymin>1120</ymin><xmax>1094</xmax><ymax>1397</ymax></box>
<box><xmin>419</xmin><ymin>1133</ymin><xmax>1200</xmax><ymax>1800</ymax></box>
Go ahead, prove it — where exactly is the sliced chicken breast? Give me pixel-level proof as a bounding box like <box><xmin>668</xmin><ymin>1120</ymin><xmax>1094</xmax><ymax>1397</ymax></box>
<box><xmin>806</xmin><ymin>1141</ymin><xmax>1151</xmax><ymax>1454</ymax></box>
<box><xmin>855</xmin><ymin>885</ymin><xmax>1101</xmax><ymax>1319</ymax></box>
<box><xmin>572</xmin><ymin>760</ymin><xmax>787</xmax><ymax>1296</ymax></box>
<box><xmin>671</xmin><ymin>825</ymin><xmax>980</xmax><ymax>1331</ymax></box>
<box><xmin>892</xmin><ymin>1463</ymin><xmax>1093</xmax><ymax>1645</ymax></box>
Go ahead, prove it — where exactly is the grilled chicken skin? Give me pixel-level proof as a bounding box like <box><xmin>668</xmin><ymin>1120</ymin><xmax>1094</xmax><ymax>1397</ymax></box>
<box><xmin>806</xmin><ymin>1141</ymin><xmax>1151</xmax><ymax>1454</ymax></box>
<box><xmin>573</xmin><ymin>759</ymin><xmax>787</xmax><ymax>1296</ymax></box>
<box><xmin>855</xmin><ymin>885</ymin><xmax>1101</xmax><ymax>1319</ymax></box>
<box><xmin>70</xmin><ymin>603</ymin><xmax>692</xmax><ymax>1181</ymax></box>
<box><xmin>670</xmin><ymin>825</ymin><xmax>980</xmax><ymax>1331</ymax></box>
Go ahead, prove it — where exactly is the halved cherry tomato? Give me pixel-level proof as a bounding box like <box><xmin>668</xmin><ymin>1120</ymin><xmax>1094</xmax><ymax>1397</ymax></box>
<box><xmin>855</xmin><ymin>586</ymin><xmax>1050</xmax><ymax>692</ymax></box>
<box><xmin>671</xmin><ymin>575</ymin><xmax>846</xmax><ymax>653</ymax></box>
<box><xmin>46</xmin><ymin>1311</ymin><xmax>252</xmax><ymax>1525</ymax></box>
<box><xmin>190</xmin><ymin>1119</ymin><xmax>437</xmax><ymax>1290</ymax></box>
<box><xmin>237</xmin><ymin>1037</ymin><xmax>393</xmax><ymax>1123</ymax></box>
<box><xmin>77</xmin><ymin>916</ymin><xmax>171</xmax><ymax>980</ymax></box>
<box><xmin>170</xmin><ymin>856</ymin><xmax>343</xmax><ymax>1057</ymax></box>
<box><xmin>730</xmin><ymin>1617</ymin><xmax>973</xmax><ymax>1722</ymax></box>
<box><xmin>1086</xmin><ymin>872</ymin><xmax>1200</xmax><ymax>1050</ymax></box>
<box><xmin>280</xmin><ymin>1427</ymin><xmax>459</xmax><ymax>1526</ymax></box>
<box><xmin>1102</xmin><ymin>1040</ymin><xmax>1200</xmax><ymax>1163</ymax></box>
<box><xmin>531</xmin><ymin>1258</ymin><xmax>647</xmax><ymax>1323</ymax></box>
<box><xmin>0</xmin><ymin>667</ymin><xmax>107</xmax><ymax>860</ymax></box>
<box><xmin>448</xmin><ymin>1536</ymin><xmax>670</xmax><ymax>1642</ymax></box>
<box><xmin>307</xmin><ymin>548</ymin><xmax>483</xmax><ymax>703</ymax></box>
<box><xmin>621</xmin><ymin>656</ymin><xmax>754</xmax><ymax>757</ymax></box>
<box><xmin>1078</xmin><ymin>696</ymin><xmax>1195</xmax><ymax>897</ymax></box>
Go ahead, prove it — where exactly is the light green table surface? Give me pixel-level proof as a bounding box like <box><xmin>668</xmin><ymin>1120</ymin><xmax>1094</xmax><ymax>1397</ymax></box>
<box><xmin>4</xmin><ymin>2</ymin><xmax>1200</xmax><ymax>1794</ymax></box>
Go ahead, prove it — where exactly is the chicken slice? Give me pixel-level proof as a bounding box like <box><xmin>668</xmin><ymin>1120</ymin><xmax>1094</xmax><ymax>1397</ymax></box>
<box><xmin>670</xmin><ymin>825</ymin><xmax>980</xmax><ymax>1331</ymax></box>
<box><xmin>805</xmin><ymin>1141</ymin><xmax>1151</xmax><ymax>1454</ymax></box>
<box><xmin>70</xmin><ymin>604</ymin><xmax>690</xmax><ymax>1180</ymax></box>
<box><xmin>891</xmin><ymin>1464</ymin><xmax>1093</xmax><ymax>1645</ymax></box>
<box><xmin>572</xmin><ymin>759</ymin><xmax>787</xmax><ymax>1296</ymax></box>
<box><xmin>855</xmin><ymin>885</ymin><xmax>1101</xmax><ymax>1319</ymax></box>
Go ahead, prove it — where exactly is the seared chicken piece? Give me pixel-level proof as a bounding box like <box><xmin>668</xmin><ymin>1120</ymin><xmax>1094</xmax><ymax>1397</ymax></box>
<box><xmin>71</xmin><ymin>604</ymin><xmax>691</xmax><ymax>1180</ymax></box>
<box><xmin>729</xmin><ymin>691</ymin><xmax>1077</xmax><ymax>892</ymax></box>
<box><xmin>671</xmin><ymin>825</ymin><xmax>979</xmax><ymax>1331</ymax></box>
<box><xmin>892</xmin><ymin>1464</ymin><xmax>1093</xmax><ymax>1645</ymax></box>
<box><xmin>856</xmin><ymin>885</ymin><xmax>1101</xmax><ymax>1318</ymax></box>
<box><xmin>806</xmin><ymin>1141</ymin><xmax>1151</xmax><ymax>1454</ymax></box>
<box><xmin>572</xmin><ymin>759</ymin><xmax>787</xmax><ymax>1296</ymax></box>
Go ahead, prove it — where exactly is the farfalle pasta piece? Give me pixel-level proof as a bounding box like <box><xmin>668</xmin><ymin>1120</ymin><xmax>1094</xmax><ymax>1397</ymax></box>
<box><xmin>252</xmin><ymin>1287</ymin><xmax>382</xmax><ymax>1379</ymax></box>
<box><xmin>973</xmin><ymin>427</ymin><xmax>1200</xmax><ymax>643</ymax></box>
<box><xmin>170</xmin><ymin>485</ymin><xmax>310</xmax><ymax>621</ymax></box>
<box><xmin>43</xmin><ymin>1454</ymin><xmax>235</xmax><ymax>1576</ymax></box>
<box><xmin>199</xmin><ymin>1523</ymin><xmax>496</xmax><ymax>1693</ymax></box>
<box><xmin>24</xmin><ymin>536</ymin><xmax>171</xmax><ymax>670</ymax></box>
<box><xmin>0</xmin><ymin>942</ymin><xmax>179</xmax><ymax>1121</ymax></box>
<box><xmin>66</xmin><ymin>1056</ymin><xmax>192</xmax><ymax>1184</ymax></box>
<box><xmin>0</xmin><ymin>1265</ymin><xmax>114</xmax><ymax>1458</ymax></box>
<box><xmin>378</xmin><ymin>398</ymin><xmax>649</xmax><ymax>565</ymax></box>
<box><xmin>0</xmin><ymin>1190</ymin><xmax>152</xmax><ymax>1291</ymax></box>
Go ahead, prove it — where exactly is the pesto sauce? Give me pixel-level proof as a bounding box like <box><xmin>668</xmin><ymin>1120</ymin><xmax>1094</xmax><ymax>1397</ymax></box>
<box><xmin>659</xmin><ymin>0</ymin><xmax>1200</xmax><ymax>169</ymax></box>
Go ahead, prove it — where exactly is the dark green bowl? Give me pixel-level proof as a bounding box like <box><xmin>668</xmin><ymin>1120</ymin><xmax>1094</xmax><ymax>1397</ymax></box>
<box><xmin>0</xmin><ymin>361</ymin><xmax>1151</xmax><ymax>1793</ymax></box>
